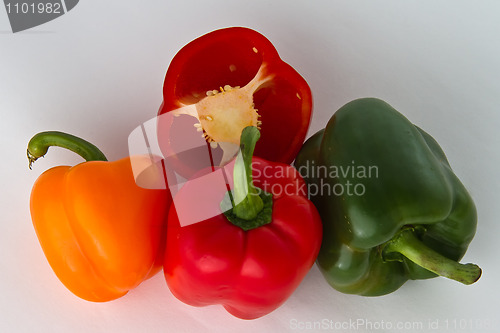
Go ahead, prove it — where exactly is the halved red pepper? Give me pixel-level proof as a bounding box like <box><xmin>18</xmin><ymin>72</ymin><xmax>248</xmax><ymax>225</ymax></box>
<box><xmin>158</xmin><ymin>27</ymin><xmax>312</xmax><ymax>167</ymax></box>
<box><xmin>163</xmin><ymin>127</ymin><xmax>322</xmax><ymax>319</ymax></box>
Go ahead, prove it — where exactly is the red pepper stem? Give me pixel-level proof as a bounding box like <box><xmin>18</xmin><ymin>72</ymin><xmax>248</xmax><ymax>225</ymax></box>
<box><xmin>27</xmin><ymin>131</ymin><xmax>107</xmax><ymax>169</ymax></box>
<box><xmin>221</xmin><ymin>126</ymin><xmax>273</xmax><ymax>230</ymax></box>
<box><xmin>382</xmin><ymin>228</ymin><xmax>482</xmax><ymax>285</ymax></box>
<box><xmin>232</xmin><ymin>126</ymin><xmax>264</xmax><ymax>220</ymax></box>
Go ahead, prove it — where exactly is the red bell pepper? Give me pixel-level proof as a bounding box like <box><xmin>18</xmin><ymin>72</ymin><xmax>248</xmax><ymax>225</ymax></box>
<box><xmin>157</xmin><ymin>27</ymin><xmax>312</xmax><ymax>167</ymax></box>
<box><xmin>163</xmin><ymin>127</ymin><xmax>322</xmax><ymax>319</ymax></box>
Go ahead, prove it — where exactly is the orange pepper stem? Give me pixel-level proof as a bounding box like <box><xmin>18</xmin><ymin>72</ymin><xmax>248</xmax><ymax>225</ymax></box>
<box><xmin>27</xmin><ymin>131</ymin><xmax>107</xmax><ymax>169</ymax></box>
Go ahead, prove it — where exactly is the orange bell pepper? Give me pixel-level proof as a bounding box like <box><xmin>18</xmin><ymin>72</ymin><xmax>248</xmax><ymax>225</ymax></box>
<box><xmin>28</xmin><ymin>131</ymin><xmax>170</xmax><ymax>302</ymax></box>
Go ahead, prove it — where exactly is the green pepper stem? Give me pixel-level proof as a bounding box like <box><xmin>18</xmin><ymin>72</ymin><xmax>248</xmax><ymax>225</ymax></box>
<box><xmin>27</xmin><ymin>131</ymin><xmax>107</xmax><ymax>169</ymax></box>
<box><xmin>231</xmin><ymin>126</ymin><xmax>264</xmax><ymax>220</ymax></box>
<box><xmin>383</xmin><ymin>228</ymin><xmax>481</xmax><ymax>285</ymax></box>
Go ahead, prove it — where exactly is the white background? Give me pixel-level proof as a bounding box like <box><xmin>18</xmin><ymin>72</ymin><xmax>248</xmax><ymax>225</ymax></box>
<box><xmin>1</xmin><ymin>1</ymin><xmax>499</xmax><ymax>332</ymax></box>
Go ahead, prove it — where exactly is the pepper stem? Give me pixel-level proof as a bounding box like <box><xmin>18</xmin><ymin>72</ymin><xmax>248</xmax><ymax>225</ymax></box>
<box><xmin>382</xmin><ymin>228</ymin><xmax>481</xmax><ymax>285</ymax></box>
<box><xmin>221</xmin><ymin>126</ymin><xmax>273</xmax><ymax>231</ymax></box>
<box><xmin>27</xmin><ymin>131</ymin><xmax>107</xmax><ymax>169</ymax></box>
<box><xmin>232</xmin><ymin>126</ymin><xmax>263</xmax><ymax>220</ymax></box>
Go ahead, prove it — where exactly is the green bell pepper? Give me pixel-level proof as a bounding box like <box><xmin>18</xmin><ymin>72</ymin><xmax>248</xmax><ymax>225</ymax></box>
<box><xmin>295</xmin><ymin>98</ymin><xmax>481</xmax><ymax>296</ymax></box>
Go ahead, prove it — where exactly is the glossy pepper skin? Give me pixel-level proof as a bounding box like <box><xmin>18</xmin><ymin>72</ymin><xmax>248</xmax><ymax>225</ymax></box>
<box><xmin>28</xmin><ymin>132</ymin><xmax>170</xmax><ymax>302</ymax></box>
<box><xmin>164</xmin><ymin>127</ymin><xmax>322</xmax><ymax>319</ymax></box>
<box><xmin>158</xmin><ymin>27</ymin><xmax>312</xmax><ymax>167</ymax></box>
<box><xmin>295</xmin><ymin>98</ymin><xmax>481</xmax><ymax>296</ymax></box>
